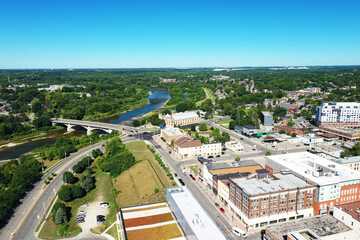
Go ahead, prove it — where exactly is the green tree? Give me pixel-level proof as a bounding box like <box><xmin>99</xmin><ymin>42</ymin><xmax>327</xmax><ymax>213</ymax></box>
<box><xmin>58</xmin><ymin>185</ymin><xmax>73</xmax><ymax>202</ymax></box>
<box><xmin>92</xmin><ymin>149</ymin><xmax>103</xmax><ymax>158</ymax></box>
<box><xmin>191</xmin><ymin>125</ymin><xmax>196</xmax><ymax>132</ymax></box>
<box><xmin>266</xmin><ymin>151</ymin><xmax>272</xmax><ymax>156</ymax></box>
<box><xmin>62</xmin><ymin>171</ymin><xmax>75</xmax><ymax>183</ymax></box>
<box><xmin>71</xmin><ymin>185</ymin><xmax>85</xmax><ymax>198</ymax></box>
<box><xmin>291</xmin><ymin>133</ymin><xmax>297</xmax><ymax>137</ymax></box>
<box><xmin>199</xmin><ymin>123</ymin><xmax>208</xmax><ymax>131</ymax></box>
<box><xmin>235</xmin><ymin>157</ymin><xmax>240</xmax><ymax>161</ymax></box>
<box><xmin>133</xmin><ymin>120</ymin><xmax>140</xmax><ymax>127</ymax></box>
<box><xmin>279</xmin><ymin>130</ymin><xmax>286</xmax><ymax>134</ymax></box>
<box><xmin>55</xmin><ymin>207</ymin><xmax>68</xmax><ymax>225</ymax></box>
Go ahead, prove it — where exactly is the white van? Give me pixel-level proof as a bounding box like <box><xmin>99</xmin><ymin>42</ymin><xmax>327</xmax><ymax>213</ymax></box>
<box><xmin>232</xmin><ymin>227</ymin><xmax>247</xmax><ymax>238</ymax></box>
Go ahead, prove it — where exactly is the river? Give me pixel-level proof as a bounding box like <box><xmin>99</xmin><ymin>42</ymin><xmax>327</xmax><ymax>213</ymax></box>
<box><xmin>0</xmin><ymin>88</ymin><xmax>170</xmax><ymax>161</ymax></box>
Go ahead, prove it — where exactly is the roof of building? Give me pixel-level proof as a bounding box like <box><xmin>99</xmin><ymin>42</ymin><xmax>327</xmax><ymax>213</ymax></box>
<box><xmin>206</xmin><ymin>162</ymin><xmax>232</xmax><ymax>171</ymax></box>
<box><xmin>230</xmin><ymin>172</ymin><xmax>313</xmax><ymax>196</ymax></box>
<box><xmin>162</xmin><ymin>127</ymin><xmax>183</xmax><ymax>136</ymax></box>
<box><xmin>278</xmin><ymin>103</ymin><xmax>291</xmax><ymax>109</ymax></box>
<box><xmin>172</xmin><ymin>111</ymin><xmax>199</xmax><ymax>121</ymax></box>
<box><xmin>197</xmin><ymin>157</ymin><xmax>213</xmax><ymax>164</ymax></box>
<box><xmin>266</xmin><ymin>214</ymin><xmax>352</xmax><ymax>239</ymax></box>
<box><xmin>266</xmin><ymin>152</ymin><xmax>360</xmax><ymax>186</ymax></box>
<box><xmin>319</xmin><ymin>132</ymin><xmax>337</xmax><ymax>138</ymax></box>
<box><xmin>243</xmin><ymin>125</ymin><xmax>257</xmax><ymax>129</ymax></box>
<box><xmin>174</xmin><ymin>136</ymin><xmax>202</xmax><ymax>148</ymax></box>
<box><xmin>274</xmin><ymin>125</ymin><xmax>295</xmax><ymax>132</ymax></box>
<box><xmin>335</xmin><ymin>201</ymin><xmax>360</xmax><ymax>222</ymax></box>
<box><xmin>232</xmin><ymin>160</ymin><xmax>260</xmax><ymax>167</ymax></box>
<box><xmin>166</xmin><ymin>187</ymin><xmax>227</xmax><ymax>240</ymax></box>
<box><xmin>335</xmin><ymin>156</ymin><xmax>360</xmax><ymax>164</ymax></box>
<box><xmin>214</xmin><ymin>172</ymin><xmax>250</xmax><ymax>180</ymax></box>
<box><xmin>262</xmin><ymin>111</ymin><xmax>273</xmax><ymax>117</ymax></box>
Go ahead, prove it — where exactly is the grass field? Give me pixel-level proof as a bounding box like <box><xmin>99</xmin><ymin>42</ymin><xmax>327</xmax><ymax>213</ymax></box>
<box><xmin>215</xmin><ymin>119</ymin><xmax>232</xmax><ymax>124</ymax></box>
<box><xmin>189</xmin><ymin>165</ymin><xmax>198</xmax><ymax>175</ymax></box>
<box><xmin>105</xmin><ymin>224</ymin><xmax>119</xmax><ymax>240</ymax></box>
<box><xmin>112</xmin><ymin>141</ymin><xmax>175</xmax><ymax>208</ymax></box>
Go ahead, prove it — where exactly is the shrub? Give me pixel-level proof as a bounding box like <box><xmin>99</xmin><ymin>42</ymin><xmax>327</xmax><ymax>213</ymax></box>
<box><xmin>58</xmin><ymin>185</ymin><xmax>73</xmax><ymax>202</ymax></box>
<box><xmin>154</xmin><ymin>188</ymin><xmax>159</xmax><ymax>193</ymax></box>
<box><xmin>71</xmin><ymin>185</ymin><xmax>85</xmax><ymax>198</ymax></box>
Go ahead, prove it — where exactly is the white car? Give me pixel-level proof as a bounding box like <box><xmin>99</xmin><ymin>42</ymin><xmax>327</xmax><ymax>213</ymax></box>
<box><xmin>81</xmin><ymin>204</ymin><xmax>89</xmax><ymax>208</ymax></box>
<box><xmin>232</xmin><ymin>227</ymin><xmax>247</xmax><ymax>238</ymax></box>
<box><xmin>100</xmin><ymin>202</ymin><xmax>110</xmax><ymax>208</ymax></box>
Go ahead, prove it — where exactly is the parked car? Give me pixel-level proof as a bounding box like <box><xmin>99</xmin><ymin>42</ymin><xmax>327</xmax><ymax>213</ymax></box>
<box><xmin>189</xmin><ymin>174</ymin><xmax>193</xmax><ymax>178</ymax></box>
<box><xmin>191</xmin><ymin>176</ymin><xmax>196</xmax><ymax>180</ymax></box>
<box><xmin>174</xmin><ymin>173</ymin><xmax>178</xmax><ymax>177</ymax></box>
<box><xmin>232</xmin><ymin>227</ymin><xmax>247</xmax><ymax>238</ymax></box>
<box><xmin>81</xmin><ymin>204</ymin><xmax>89</xmax><ymax>208</ymax></box>
<box><xmin>77</xmin><ymin>218</ymin><xmax>85</xmax><ymax>223</ymax></box>
<box><xmin>100</xmin><ymin>202</ymin><xmax>110</xmax><ymax>208</ymax></box>
<box><xmin>215</xmin><ymin>203</ymin><xmax>220</xmax><ymax>207</ymax></box>
<box><xmin>97</xmin><ymin>215</ymin><xmax>105</xmax><ymax>224</ymax></box>
<box><xmin>79</xmin><ymin>210</ymin><xmax>86</xmax><ymax>214</ymax></box>
<box><xmin>219</xmin><ymin>207</ymin><xmax>225</xmax><ymax>213</ymax></box>
<box><xmin>178</xmin><ymin>178</ymin><xmax>185</xmax><ymax>186</ymax></box>
<box><xmin>208</xmin><ymin>155</ymin><xmax>214</xmax><ymax>158</ymax></box>
<box><xmin>216</xmin><ymin>155</ymin><xmax>220</xmax><ymax>158</ymax></box>
<box><xmin>77</xmin><ymin>214</ymin><xmax>86</xmax><ymax>218</ymax></box>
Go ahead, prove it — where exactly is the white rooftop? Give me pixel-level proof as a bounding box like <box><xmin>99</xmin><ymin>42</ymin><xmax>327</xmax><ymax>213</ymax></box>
<box><xmin>172</xmin><ymin>111</ymin><xmax>199</xmax><ymax>121</ymax></box>
<box><xmin>266</xmin><ymin>152</ymin><xmax>360</xmax><ymax>186</ymax></box>
<box><xmin>162</xmin><ymin>127</ymin><xmax>183</xmax><ymax>136</ymax></box>
<box><xmin>231</xmin><ymin>173</ymin><xmax>313</xmax><ymax>195</ymax></box>
<box><xmin>167</xmin><ymin>187</ymin><xmax>227</xmax><ymax>240</ymax></box>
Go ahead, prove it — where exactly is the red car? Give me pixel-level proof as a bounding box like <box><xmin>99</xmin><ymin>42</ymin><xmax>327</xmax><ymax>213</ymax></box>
<box><xmin>219</xmin><ymin>207</ymin><xmax>225</xmax><ymax>213</ymax></box>
<box><xmin>191</xmin><ymin>176</ymin><xmax>196</xmax><ymax>180</ymax></box>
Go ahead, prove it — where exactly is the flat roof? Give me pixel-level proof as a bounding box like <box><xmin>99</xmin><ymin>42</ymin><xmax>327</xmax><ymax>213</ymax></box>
<box><xmin>162</xmin><ymin>127</ymin><xmax>183</xmax><ymax>136</ymax></box>
<box><xmin>266</xmin><ymin>152</ymin><xmax>360</xmax><ymax>186</ymax></box>
<box><xmin>172</xmin><ymin>111</ymin><xmax>199</xmax><ymax>121</ymax></box>
<box><xmin>266</xmin><ymin>214</ymin><xmax>352</xmax><ymax>239</ymax></box>
<box><xmin>166</xmin><ymin>187</ymin><xmax>227</xmax><ymax>240</ymax></box>
<box><xmin>230</xmin><ymin>172</ymin><xmax>313</xmax><ymax>195</ymax></box>
<box><xmin>336</xmin><ymin>156</ymin><xmax>360</xmax><ymax>164</ymax></box>
<box><xmin>262</xmin><ymin>111</ymin><xmax>273</xmax><ymax>117</ymax></box>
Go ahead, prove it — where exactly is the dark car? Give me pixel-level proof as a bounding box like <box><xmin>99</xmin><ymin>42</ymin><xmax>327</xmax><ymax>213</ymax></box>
<box><xmin>215</xmin><ymin>203</ymin><xmax>220</xmax><ymax>207</ymax></box>
<box><xmin>216</xmin><ymin>155</ymin><xmax>220</xmax><ymax>158</ymax></box>
<box><xmin>77</xmin><ymin>217</ymin><xmax>85</xmax><ymax>223</ymax></box>
<box><xmin>208</xmin><ymin>155</ymin><xmax>214</xmax><ymax>158</ymax></box>
<box><xmin>189</xmin><ymin>174</ymin><xmax>193</xmax><ymax>178</ymax></box>
<box><xmin>174</xmin><ymin>173</ymin><xmax>178</xmax><ymax>177</ymax></box>
<box><xmin>178</xmin><ymin>178</ymin><xmax>185</xmax><ymax>186</ymax></box>
<box><xmin>97</xmin><ymin>215</ymin><xmax>105</xmax><ymax>224</ymax></box>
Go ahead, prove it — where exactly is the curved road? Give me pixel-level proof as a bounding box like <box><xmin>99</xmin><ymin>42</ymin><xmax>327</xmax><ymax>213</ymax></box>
<box><xmin>0</xmin><ymin>141</ymin><xmax>106</xmax><ymax>240</ymax></box>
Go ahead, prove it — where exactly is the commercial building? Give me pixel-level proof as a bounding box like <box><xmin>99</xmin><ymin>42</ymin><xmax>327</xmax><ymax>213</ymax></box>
<box><xmin>315</xmin><ymin>102</ymin><xmax>360</xmax><ymax>127</ymax></box>
<box><xmin>160</xmin><ymin>127</ymin><xmax>184</xmax><ymax>143</ymax></box>
<box><xmin>261</xmin><ymin>111</ymin><xmax>273</xmax><ymax>126</ymax></box>
<box><xmin>333</xmin><ymin>201</ymin><xmax>360</xmax><ymax>237</ymax></box>
<box><xmin>242</xmin><ymin>125</ymin><xmax>258</xmax><ymax>136</ymax></box>
<box><xmin>274</xmin><ymin>125</ymin><xmax>303</xmax><ymax>135</ymax></box>
<box><xmin>160</xmin><ymin>111</ymin><xmax>200</xmax><ymax>127</ymax></box>
<box><xmin>335</xmin><ymin>156</ymin><xmax>360</xmax><ymax>172</ymax></box>
<box><xmin>200</xmin><ymin>160</ymin><xmax>262</xmax><ymax>190</ymax></box>
<box><xmin>264</xmin><ymin>214</ymin><xmax>357</xmax><ymax>240</ymax></box>
<box><xmin>166</xmin><ymin>187</ymin><xmax>227</xmax><ymax>240</ymax></box>
<box><xmin>318</xmin><ymin>126</ymin><xmax>360</xmax><ymax>141</ymax></box>
<box><xmin>224</xmin><ymin>141</ymin><xmax>244</xmax><ymax>152</ymax></box>
<box><xmin>265</xmin><ymin>152</ymin><xmax>360</xmax><ymax>214</ymax></box>
<box><xmin>227</xmin><ymin>170</ymin><xmax>315</xmax><ymax>230</ymax></box>
<box><xmin>174</xmin><ymin>136</ymin><xmax>221</xmax><ymax>159</ymax></box>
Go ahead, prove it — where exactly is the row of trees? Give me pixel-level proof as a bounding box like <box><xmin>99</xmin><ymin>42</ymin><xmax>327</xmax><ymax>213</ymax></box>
<box><xmin>0</xmin><ymin>155</ymin><xmax>42</xmax><ymax>226</ymax></box>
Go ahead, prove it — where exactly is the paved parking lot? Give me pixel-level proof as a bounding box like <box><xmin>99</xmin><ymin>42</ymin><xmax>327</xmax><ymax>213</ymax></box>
<box><xmin>78</xmin><ymin>201</ymin><xmax>109</xmax><ymax>236</ymax></box>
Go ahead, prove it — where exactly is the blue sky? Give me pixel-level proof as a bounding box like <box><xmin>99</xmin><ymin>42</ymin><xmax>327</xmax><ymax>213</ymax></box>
<box><xmin>1</xmin><ymin>0</ymin><xmax>360</xmax><ymax>68</ymax></box>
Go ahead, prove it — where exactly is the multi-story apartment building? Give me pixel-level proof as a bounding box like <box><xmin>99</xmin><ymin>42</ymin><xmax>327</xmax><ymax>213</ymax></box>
<box><xmin>335</xmin><ymin>156</ymin><xmax>360</xmax><ymax>172</ymax></box>
<box><xmin>266</xmin><ymin>152</ymin><xmax>360</xmax><ymax>215</ymax></box>
<box><xmin>315</xmin><ymin>102</ymin><xmax>360</xmax><ymax>127</ymax></box>
<box><xmin>227</xmin><ymin>169</ymin><xmax>315</xmax><ymax>230</ymax></box>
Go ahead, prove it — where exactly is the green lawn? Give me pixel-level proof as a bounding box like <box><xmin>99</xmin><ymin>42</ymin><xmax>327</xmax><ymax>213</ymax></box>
<box><xmin>189</xmin><ymin>165</ymin><xmax>198</xmax><ymax>175</ymax></box>
<box><xmin>215</xmin><ymin>119</ymin><xmax>232</xmax><ymax>124</ymax></box>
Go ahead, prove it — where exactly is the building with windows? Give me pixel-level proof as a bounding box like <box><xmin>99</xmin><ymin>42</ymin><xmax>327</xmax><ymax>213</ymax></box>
<box><xmin>265</xmin><ymin>152</ymin><xmax>360</xmax><ymax>214</ymax></box>
<box><xmin>227</xmin><ymin>169</ymin><xmax>315</xmax><ymax>230</ymax></box>
<box><xmin>160</xmin><ymin>127</ymin><xmax>184</xmax><ymax>143</ymax></box>
<box><xmin>174</xmin><ymin>136</ymin><xmax>221</xmax><ymax>159</ymax></box>
<box><xmin>315</xmin><ymin>102</ymin><xmax>360</xmax><ymax>127</ymax></box>
<box><xmin>166</xmin><ymin>187</ymin><xmax>227</xmax><ymax>240</ymax></box>
<box><xmin>335</xmin><ymin>156</ymin><xmax>360</xmax><ymax>172</ymax></box>
<box><xmin>160</xmin><ymin>111</ymin><xmax>200</xmax><ymax>127</ymax></box>
<box><xmin>261</xmin><ymin>111</ymin><xmax>273</xmax><ymax>126</ymax></box>
<box><xmin>333</xmin><ymin>201</ymin><xmax>360</xmax><ymax>238</ymax></box>
<box><xmin>242</xmin><ymin>125</ymin><xmax>258</xmax><ymax>136</ymax></box>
